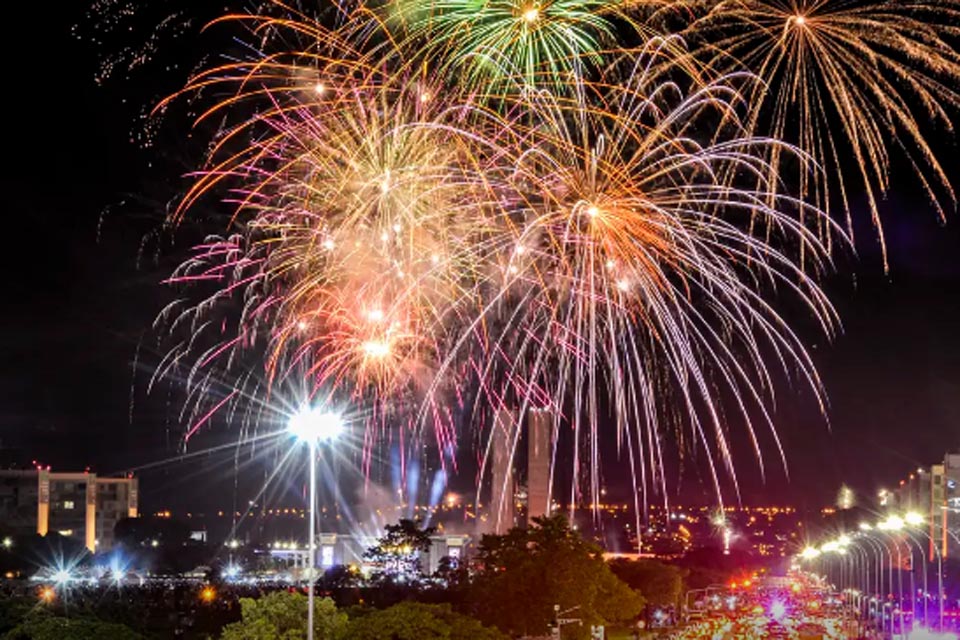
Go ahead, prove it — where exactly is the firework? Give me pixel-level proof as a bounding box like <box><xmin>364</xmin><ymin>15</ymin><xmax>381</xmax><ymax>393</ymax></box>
<box><xmin>375</xmin><ymin>0</ymin><xmax>622</xmax><ymax>91</ymax></box>
<box><xmin>147</xmin><ymin>2</ymin><xmax>843</xmax><ymax>510</ymax></box>
<box><xmin>469</xmin><ymin>45</ymin><xmax>838</xmax><ymax>506</ymax></box>
<box><xmin>685</xmin><ymin>0</ymin><xmax>960</xmax><ymax>266</ymax></box>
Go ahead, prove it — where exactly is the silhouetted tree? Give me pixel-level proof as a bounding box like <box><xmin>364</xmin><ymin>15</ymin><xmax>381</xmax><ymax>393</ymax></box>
<box><xmin>364</xmin><ymin>519</ymin><xmax>435</xmax><ymax>584</ymax></box>
<box><xmin>467</xmin><ymin>515</ymin><xmax>643</xmax><ymax>639</ymax></box>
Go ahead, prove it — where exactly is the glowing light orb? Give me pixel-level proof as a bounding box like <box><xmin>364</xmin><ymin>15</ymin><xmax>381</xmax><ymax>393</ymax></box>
<box><xmin>314</xmin><ymin>82</ymin><xmax>326</xmax><ymax>95</ymax></box>
<box><xmin>288</xmin><ymin>406</ymin><xmax>344</xmax><ymax>444</ymax></box>
<box><xmin>794</xmin><ymin>14</ymin><xmax>806</xmax><ymax>26</ymax></box>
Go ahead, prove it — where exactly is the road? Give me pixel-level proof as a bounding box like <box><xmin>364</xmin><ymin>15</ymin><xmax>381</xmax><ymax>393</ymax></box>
<box><xmin>669</xmin><ymin>572</ymin><xmax>866</xmax><ymax>639</ymax></box>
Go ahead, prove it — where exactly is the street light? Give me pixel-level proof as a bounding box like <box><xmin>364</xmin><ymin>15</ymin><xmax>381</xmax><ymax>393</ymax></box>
<box><xmin>905</xmin><ymin>512</ymin><xmax>925</xmax><ymax>527</ymax></box>
<box><xmin>288</xmin><ymin>406</ymin><xmax>344</xmax><ymax>640</ymax></box>
<box><xmin>288</xmin><ymin>407</ymin><xmax>344</xmax><ymax>445</ymax></box>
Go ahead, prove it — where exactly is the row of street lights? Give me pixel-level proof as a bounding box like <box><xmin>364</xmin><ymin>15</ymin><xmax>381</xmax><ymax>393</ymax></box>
<box><xmin>799</xmin><ymin>511</ymin><xmax>948</xmax><ymax>637</ymax></box>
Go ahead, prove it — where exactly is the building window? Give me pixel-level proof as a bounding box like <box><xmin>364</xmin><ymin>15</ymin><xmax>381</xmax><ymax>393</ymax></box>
<box><xmin>321</xmin><ymin>545</ymin><xmax>335</xmax><ymax>568</ymax></box>
<box><xmin>63</xmin><ymin>500</ymin><xmax>75</xmax><ymax>510</ymax></box>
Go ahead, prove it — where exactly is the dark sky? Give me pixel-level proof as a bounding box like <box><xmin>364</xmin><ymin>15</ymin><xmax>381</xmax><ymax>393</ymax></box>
<box><xmin>1</xmin><ymin>2</ymin><xmax>959</xmax><ymax>514</ymax></box>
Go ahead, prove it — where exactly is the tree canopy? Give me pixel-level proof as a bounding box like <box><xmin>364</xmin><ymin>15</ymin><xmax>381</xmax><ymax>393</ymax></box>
<box><xmin>219</xmin><ymin>591</ymin><xmax>347</xmax><ymax>640</ymax></box>
<box><xmin>467</xmin><ymin>515</ymin><xmax>644</xmax><ymax>638</ymax></box>
<box><xmin>608</xmin><ymin>558</ymin><xmax>684</xmax><ymax>607</ymax></box>
<box><xmin>364</xmin><ymin>519</ymin><xmax>436</xmax><ymax>583</ymax></box>
<box><xmin>3</xmin><ymin>613</ymin><xmax>143</xmax><ymax>640</ymax></box>
<box><xmin>346</xmin><ymin>603</ymin><xmax>505</xmax><ymax>640</ymax></box>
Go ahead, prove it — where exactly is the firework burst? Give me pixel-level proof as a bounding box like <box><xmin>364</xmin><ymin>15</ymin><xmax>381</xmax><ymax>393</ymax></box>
<box><xmin>143</xmin><ymin>2</ymin><xmax>850</xmax><ymax>511</ymax></box>
<box><xmin>685</xmin><ymin>0</ymin><xmax>960</xmax><ymax>266</ymax></box>
<box><xmin>468</xmin><ymin>46</ymin><xmax>839</xmax><ymax>507</ymax></box>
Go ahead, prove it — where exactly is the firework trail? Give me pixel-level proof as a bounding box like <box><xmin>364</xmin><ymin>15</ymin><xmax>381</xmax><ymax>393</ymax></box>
<box><xmin>140</xmin><ymin>0</ymin><xmax>869</xmax><ymax>514</ymax></box>
<box><xmin>684</xmin><ymin>0</ymin><xmax>960</xmax><ymax>268</ymax></box>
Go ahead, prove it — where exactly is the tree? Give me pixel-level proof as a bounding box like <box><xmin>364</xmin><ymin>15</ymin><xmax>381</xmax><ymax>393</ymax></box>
<box><xmin>3</xmin><ymin>613</ymin><xmax>142</xmax><ymax>640</ymax></box>
<box><xmin>346</xmin><ymin>603</ymin><xmax>505</xmax><ymax>640</ymax></box>
<box><xmin>219</xmin><ymin>591</ymin><xmax>347</xmax><ymax>640</ymax></box>
<box><xmin>364</xmin><ymin>519</ymin><xmax>436</xmax><ymax>583</ymax></box>
<box><xmin>675</xmin><ymin>547</ymin><xmax>760</xmax><ymax>590</ymax></box>
<box><xmin>609</xmin><ymin>558</ymin><xmax>684</xmax><ymax>607</ymax></box>
<box><xmin>321</xmin><ymin>564</ymin><xmax>361</xmax><ymax>590</ymax></box>
<box><xmin>468</xmin><ymin>515</ymin><xmax>644</xmax><ymax>639</ymax></box>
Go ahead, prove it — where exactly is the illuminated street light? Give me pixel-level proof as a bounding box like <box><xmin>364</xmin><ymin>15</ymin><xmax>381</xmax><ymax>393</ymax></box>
<box><xmin>288</xmin><ymin>407</ymin><xmax>344</xmax><ymax>445</ymax></box>
<box><xmin>288</xmin><ymin>405</ymin><xmax>344</xmax><ymax>640</ymax></box>
<box><xmin>905</xmin><ymin>512</ymin><xmax>925</xmax><ymax>527</ymax></box>
<box><xmin>1</xmin><ymin>537</ymin><xmax>11</xmax><ymax>550</ymax></box>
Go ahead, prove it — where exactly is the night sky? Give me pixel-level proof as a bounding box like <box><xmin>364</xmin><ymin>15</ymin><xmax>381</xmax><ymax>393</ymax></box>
<box><xmin>2</xmin><ymin>2</ymin><xmax>959</xmax><ymax>514</ymax></box>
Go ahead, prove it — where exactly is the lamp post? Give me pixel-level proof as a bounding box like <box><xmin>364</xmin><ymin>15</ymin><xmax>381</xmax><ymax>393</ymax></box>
<box><xmin>288</xmin><ymin>406</ymin><xmax>344</xmax><ymax>640</ymax></box>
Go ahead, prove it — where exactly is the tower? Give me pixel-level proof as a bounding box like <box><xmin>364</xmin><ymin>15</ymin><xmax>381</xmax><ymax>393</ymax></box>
<box><xmin>527</xmin><ymin>408</ymin><xmax>553</xmax><ymax>522</ymax></box>
<box><xmin>489</xmin><ymin>409</ymin><xmax>517</xmax><ymax>534</ymax></box>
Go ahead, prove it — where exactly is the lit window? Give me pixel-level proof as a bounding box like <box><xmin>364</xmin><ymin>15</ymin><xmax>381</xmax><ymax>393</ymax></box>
<box><xmin>63</xmin><ymin>501</ymin><xmax>74</xmax><ymax>510</ymax></box>
<box><xmin>320</xmin><ymin>545</ymin><xmax>335</xmax><ymax>568</ymax></box>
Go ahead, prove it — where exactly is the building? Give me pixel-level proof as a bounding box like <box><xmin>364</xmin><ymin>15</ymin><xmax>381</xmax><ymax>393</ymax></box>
<box><xmin>487</xmin><ymin>409</ymin><xmax>517</xmax><ymax>535</ymax></box>
<box><xmin>0</xmin><ymin>469</ymin><xmax>138</xmax><ymax>553</ymax></box>
<box><xmin>267</xmin><ymin>533</ymin><xmax>471</xmax><ymax>577</ymax></box>
<box><xmin>931</xmin><ymin>453</ymin><xmax>960</xmax><ymax>559</ymax></box>
<box><xmin>527</xmin><ymin>408</ymin><xmax>553</xmax><ymax>521</ymax></box>
<box><xmin>481</xmin><ymin>407</ymin><xmax>557</xmax><ymax>535</ymax></box>
<box><xmin>887</xmin><ymin>452</ymin><xmax>960</xmax><ymax>560</ymax></box>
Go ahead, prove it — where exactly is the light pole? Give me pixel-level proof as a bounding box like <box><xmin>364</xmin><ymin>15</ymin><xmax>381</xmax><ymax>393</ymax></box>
<box><xmin>288</xmin><ymin>406</ymin><xmax>344</xmax><ymax>640</ymax></box>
